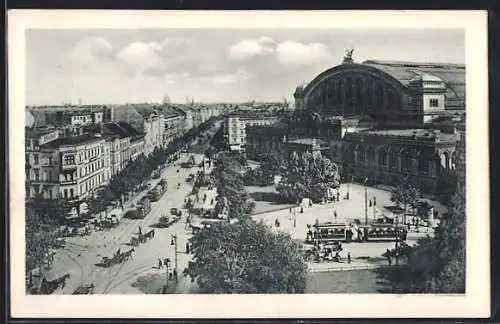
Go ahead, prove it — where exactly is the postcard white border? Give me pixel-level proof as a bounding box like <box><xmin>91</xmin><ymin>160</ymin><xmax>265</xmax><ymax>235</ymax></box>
<box><xmin>8</xmin><ymin>10</ymin><xmax>490</xmax><ymax>318</ymax></box>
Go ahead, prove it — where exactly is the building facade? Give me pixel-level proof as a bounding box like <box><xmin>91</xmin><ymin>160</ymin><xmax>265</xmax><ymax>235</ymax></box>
<box><xmin>26</xmin><ymin>126</ymin><xmax>112</xmax><ymax>202</ymax></box>
<box><xmin>25</xmin><ymin>128</ymin><xmax>61</xmax><ymax>200</ymax></box>
<box><xmin>341</xmin><ymin>129</ymin><xmax>457</xmax><ymax>193</ymax></box>
<box><xmin>112</xmin><ymin>105</ymin><xmax>164</xmax><ymax>156</ymax></box>
<box><xmin>224</xmin><ymin>114</ymin><xmax>282</xmax><ymax>152</ymax></box>
<box><xmin>284</xmin><ymin>57</ymin><xmax>465</xmax><ymax>194</ymax></box>
<box><xmin>102</xmin><ymin>121</ymin><xmax>146</xmax><ymax>175</ymax></box>
<box><xmin>160</xmin><ymin>106</ymin><xmax>185</xmax><ymax>146</ymax></box>
<box><xmin>26</xmin><ymin>105</ymin><xmax>110</xmax><ymax>128</ymax></box>
<box><xmin>245</xmin><ymin>126</ymin><xmax>287</xmax><ymax>161</ymax></box>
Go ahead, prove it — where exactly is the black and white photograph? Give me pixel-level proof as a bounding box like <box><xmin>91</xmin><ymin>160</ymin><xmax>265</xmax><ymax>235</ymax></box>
<box><xmin>9</xmin><ymin>10</ymin><xmax>489</xmax><ymax>318</ymax></box>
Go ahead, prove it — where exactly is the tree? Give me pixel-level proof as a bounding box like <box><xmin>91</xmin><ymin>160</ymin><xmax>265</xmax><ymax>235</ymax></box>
<box><xmin>277</xmin><ymin>152</ymin><xmax>340</xmax><ymax>203</ymax></box>
<box><xmin>390</xmin><ymin>178</ymin><xmax>419</xmax><ymax>224</ymax></box>
<box><xmin>212</xmin><ymin>153</ymin><xmax>255</xmax><ymax>220</ymax></box>
<box><xmin>184</xmin><ymin>219</ymin><xmax>308</xmax><ymax>293</ymax></box>
<box><xmin>378</xmin><ymin>193</ymin><xmax>465</xmax><ymax>293</ymax></box>
<box><xmin>260</xmin><ymin>152</ymin><xmax>286</xmax><ymax>176</ymax></box>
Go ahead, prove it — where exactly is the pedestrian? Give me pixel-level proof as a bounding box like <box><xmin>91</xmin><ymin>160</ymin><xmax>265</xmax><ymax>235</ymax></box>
<box><xmin>293</xmin><ymin>217</ymin><xmax>296</xmax><ymax>228</ymax></box>
<box><xmin>334</xmin><ymin>210</ymin><xmax>338</xmax><ymax>222</ymax></box>
<box><xmin>300</xmin><ymin>206</ymin><xmax>304</xmax><ymax>213</ymax></box>
<box><xmin>164</xmin><ymin>258</ymin><xmax>169</xmax><ymax>268</ymax></box>
<box><xmin>386</xmin><ymin>249</ymin><xmax>392</xmax><ymax>266</ymax></box>
<box><xmin>336</xmin><ymin>191</ymin><xmax>340</xmax><ymax>202</ymax></box>
<box><xmin>158</xmin><ymin>259</ymin><xmax>163</xmax><ymax>269</ymax></box>
<box><xmin>347</xmin><ymin>251</ymin><xmax>351</xmax><ymax>264</ymax></box>
<box><xmin>138</xmin><ymin>226</ymin><xmax>142</xmax><ymax>235</ymax></box>
<box><xmin>373</xmin><ymin>196</ymin><xmax>377</xmax><ymax>206</ymax></box>
<box><xmin>173</xmin><ymin>269</ymin><xmax>178</xmax><ymax>280</ymax></box>
<box><xmin>186</xmin><ymin>242</ymin><xmax>190</xmax><ymax>254</ymax></box>
<box><xmin>369</xmin><ymin>200</ymin><xmax>372</xmax><ymax>207</ymax></box>
<box><xmin>289</xmin><ymin>207</ymin><xmax>292</xmax><ymax>214</ymax></box>
<box><xmin>210</xmin><ymin>198</ymin><xmax>214</xmax><ymax>205</ymax></box>
<box><xmin>309</xmin><ymin>200</ymin><xmax>313</xmax><ymax>207</ymax></box>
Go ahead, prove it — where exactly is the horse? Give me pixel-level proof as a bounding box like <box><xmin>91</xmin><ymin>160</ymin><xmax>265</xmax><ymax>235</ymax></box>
<box><xmin>144</xmin><ymin>229</ymin><xmax>155</xmax><ymax>240</ymax></box>
<box><xmin>40</xmin><ymin>273</ymin><xmax>71</xmax><ymax>294</ymax></box>
<box><xmin>123</xmin><ymin>248</ymin><xmax>135</xmax><ymax>261</ymax></box>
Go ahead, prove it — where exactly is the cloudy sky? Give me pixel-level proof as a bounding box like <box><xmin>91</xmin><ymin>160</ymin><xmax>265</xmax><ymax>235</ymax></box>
<box><xmin>26</xmin><ymin>29</ymin><xmax>464</xmax><ymax>105</ymax></box>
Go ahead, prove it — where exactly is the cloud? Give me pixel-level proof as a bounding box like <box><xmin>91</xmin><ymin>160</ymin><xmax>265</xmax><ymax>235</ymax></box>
<box><xmin>228</xmin><ymin>37</ymin><xmax>276</xmax><ymax>60</ymax></box>
<box><xmin>211</xmin><ymin>70</ymin><xmax>256</xmax><ymax>84</ymax></box>
<box><xmin>68</xmin><ymin>37</ymin><xmax>114</xmax><ymax>63</ymax></box>
<box><xmin>117</xmin><ymin>41</ymin><xmax>163</xmax><ymax>71</ymax></box>
<box><xmin>117</xmin><ymin>37</ymin><xmax>193</xmax><ymax>74</ymax></box>
<box><xmin>275</xmin><ymin>41</ymin><xmax>332</xmax><ymax>66</ymax></box>
<box><xmin>228</xmin><ymin>37</ymin><xmax>332</xmax><ymax>67</ymax></box>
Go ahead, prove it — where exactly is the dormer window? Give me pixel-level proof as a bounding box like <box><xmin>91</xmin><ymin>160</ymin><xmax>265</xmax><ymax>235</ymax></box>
<box><xmin>430</xmin><ymin>98</ymin><xmax>439</xmax><ymax>107</ymax></box>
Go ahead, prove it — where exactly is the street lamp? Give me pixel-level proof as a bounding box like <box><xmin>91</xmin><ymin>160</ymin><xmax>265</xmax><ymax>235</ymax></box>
<box><xmin>163</xmin><ymin>258</ymin><xmax>171</xmax><ymax>294</ymax></box>
<box><xmin>170</xmin><ymin>234</ymin><xmax>178</xmax><ymax>282</ymax></box>
<box><xmin>395</xmin><ymin>217</ymin><xmax>399</xmax><ymax>266</ymax></box>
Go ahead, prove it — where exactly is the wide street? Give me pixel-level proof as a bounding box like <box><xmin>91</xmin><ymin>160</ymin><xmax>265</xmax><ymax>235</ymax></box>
<box><xmin>43</xmin><ymin>122</ymin><xmax>221</xmax><ymax>294</ymax></box>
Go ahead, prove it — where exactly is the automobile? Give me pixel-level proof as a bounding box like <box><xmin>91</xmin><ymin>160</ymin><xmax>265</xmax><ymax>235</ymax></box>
<box><xmin>170</xmin><ymin>208</ymin><xmax>182</xmax><ymax>217</ymax></box>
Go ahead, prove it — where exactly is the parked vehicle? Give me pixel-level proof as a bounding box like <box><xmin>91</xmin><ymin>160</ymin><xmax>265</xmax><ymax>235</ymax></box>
<box><xmin>72</xmin><ymin>283</ymin><xmax>95</xmax><ymax>294</ymax></box>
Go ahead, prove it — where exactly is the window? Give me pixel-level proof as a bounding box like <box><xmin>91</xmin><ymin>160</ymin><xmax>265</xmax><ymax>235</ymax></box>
<box><xmin>357</xmin><ymin>148</ymin><xmax>365</xmax><ymax>165</ymax></box>
<box><xmin>80</xmin><ymin>184</ymin><xmax>84</xmax><ymax>193</ymax></box>
<box><xmin>389</xmin><ymin>151</ymin><xmax>398</xmax><ymax>170</ymax></box>
<box><xmin>33</xmin><ymin>154</ymin><xmax>39</xmax><ymax>165</ymax></box>
<box><xmin>401</xmin><ymin>151</ymin><xmax>411</xmax><ymax>173</ymax></box>
<box><xmin>429</xmin><ymin>98</ymin><xmax>439</xmax><ymax>107</ymax></box>
<box><xmin>33</xmin><ymin>169</ymin><xmax>40</xmax><ymax>181</ymax></box>
<box><xmin>419</xmin><ymin>156</ymin><xmax>429</xmax><ymax>175</ymax></box>
<box><xmin>64</xmin><ymin>155</ymin><xmax>75</xmax><ymax>165</ymax></box>
<box><xmin>70</xmin><ymin>188</ymin><xmax>74</xmax><ymax>198</ymax></box>
<box><xmin>378</xmin><ymin>150</ymin><xmax>388</xmax><ymax>168</ymax></box>
<box><xmin>63</xmin><ymin>189</ymin><xmax>68</xmax><ymax>198</ymax></box>
<box><xmin>25</xmin><ymin>154</ymin><xmax>30</xmax><ymax>165</ymax></box>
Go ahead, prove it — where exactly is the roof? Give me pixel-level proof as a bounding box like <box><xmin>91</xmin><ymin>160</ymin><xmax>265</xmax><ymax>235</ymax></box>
<box><xmin>159</xmin><ymin>105</ymin><xmax>184</xmax><ymax>118</ymax></box>
<box><xmin>103</xmin><ymin>122</ymin><xmax>144</xmax><ymax>139</ymax></box>
<box><xmin>346</xmin><ymin>128</ymin><xmax>457</xmax><ymax>142</ymax></box>
<box><xmin>362</xmin><ymin>60</ymin><xmax>466</xmax><ymax>104</ymax></box>
<box><xmin>246</xmin><ymin>124</ymin><xmax>287</xmax><ymax>136</ymax></box>
<box><xmin>287</xmin><ymin>138</ymin><xmax>328</xmax><ymax>146</ymax></box>
<box><xmin>25</xmin><ymin>127</ymin><xmax>55</xmax><ymax>138</ymax></box>
<box><xmin>40</xmin><ymin>133</ymin><xmax>103</xmax><ymax>148</ymax></box>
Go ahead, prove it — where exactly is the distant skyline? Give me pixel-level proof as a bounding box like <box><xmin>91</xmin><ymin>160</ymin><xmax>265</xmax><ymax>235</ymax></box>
<box><xmin>26</xmin><ymin>29</ymin><xmax>465</xmax><ymax>106</ymax></box>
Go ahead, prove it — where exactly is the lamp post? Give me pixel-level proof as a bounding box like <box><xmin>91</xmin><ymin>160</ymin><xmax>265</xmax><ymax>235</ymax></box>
<box><xmin>163</xmin><ymin>258</ymin><xmax>170</xmax><ymax>294</ymax></box>
<box><xmin>170</xmin><ymin>234</ymin><xmax>178</xmax><ymax>282</ymax></box>
<box><xmin>373</xmin><ymin>195</ymin><xmax>376</xmax><ymax>221</ymax></box>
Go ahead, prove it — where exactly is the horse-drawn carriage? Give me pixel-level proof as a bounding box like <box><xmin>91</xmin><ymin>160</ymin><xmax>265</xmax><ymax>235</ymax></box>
<box><xmin>98</xmin><ymin>248</ymin><xmax>135</xmax><ymax>267</ymax></box>
<box><xmin>72</xmin><ymin>283</ymin><xmax>95</xmax><ymax>294</ymax></box>
<box><xmin>303</xmin><ymin>243</ymin><xmax>344</xmax><ymax>263</ymax></box>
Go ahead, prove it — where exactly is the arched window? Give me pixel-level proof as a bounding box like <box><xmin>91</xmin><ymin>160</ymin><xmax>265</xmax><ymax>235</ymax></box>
<box><xmin>401</xmin><ymin>150</ymin><xmax>412</xmax><ymax>173</ymax></box>
<box><xmin>389</xmin><ymin>150</ymin><xmax>398</xmax><ymax>170</ymax></box>
<box><xmin>357</xmin><ymin>146</ymin><xmax>365</xmax><ymax>165</ymax></box>
<box><xmin>345</xmin><ymin>77</ymin><xmax>353</xmax><ymax>104</ymax></box>
<box><xmin>366</xmin><ymin>146</ymin><xmax>375</xmax><ymax>166</ymax></box>
<box><xmin>441</xmin><ymin>152</ymin><xmax>450</xmax><ymax>169</ymax></box>
<box><xmin>418</xmin><ymin>152</ymin><xmax>429</xmax><ymax>175</ymax></box>
<box><xmin>378</xmin><ymin>147</ymin><xmax>388</xmax><ymax>168</ymax></box>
